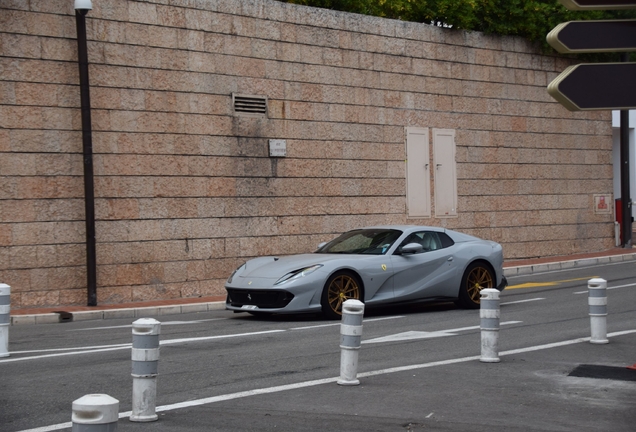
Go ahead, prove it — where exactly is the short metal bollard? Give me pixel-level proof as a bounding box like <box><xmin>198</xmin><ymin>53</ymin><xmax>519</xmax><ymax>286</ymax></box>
<box><xmin>480</xmin><ymin>288</ymin><xmax>500</xmax><ymax>363</ymax></box>
<box><xmin>337</xmin><ymin>299</ymin><xmax>365</xmax><ymax>386</ymax></box>
<box><xmin>588</xmin><ymin>278</ymin><xmax>609</xmax><ymax>344</ymax></box>
<box><xmin>0</xmin><ymin>284</ymin><xmax>10</xmax><ymax>358</ymax></box>
<box><xmin>130</xmin><ymin>318</ymin><xmax>160</xmax><ymax>422</ymax></box>
<box><xmin>72</xmin><ymin>394</ymin><xmax>119</xmax><ymax>432</ymax></box>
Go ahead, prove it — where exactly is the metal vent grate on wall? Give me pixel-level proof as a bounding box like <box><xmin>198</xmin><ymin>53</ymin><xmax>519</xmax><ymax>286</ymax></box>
<box><xmin>232</xmin><ymin>93</ymin><xmax>268</xmax><ymax>117</ymax></box>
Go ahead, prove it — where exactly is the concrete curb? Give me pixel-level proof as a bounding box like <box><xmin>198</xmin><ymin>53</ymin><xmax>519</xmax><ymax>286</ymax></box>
<box><xmin>10</xmin><ymin>301</ymin><xmax>226</xmax><ymax>325</ymax></box>
<box><xmin>503</xmin><ymin>252</ymin><xmax>636</xmax><ymax>277</ymax></box>
<box><xmin>10</xmin><ymin>252</ymin><xmax>636</xmax><ymax>325</ymax></box>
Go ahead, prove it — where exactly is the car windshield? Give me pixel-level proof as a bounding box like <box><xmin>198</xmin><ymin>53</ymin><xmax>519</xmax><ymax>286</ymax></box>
<box><xmin>317</xmin><ymin>229</ymin><xmax>403</xmax><ymax>255</ymax></box>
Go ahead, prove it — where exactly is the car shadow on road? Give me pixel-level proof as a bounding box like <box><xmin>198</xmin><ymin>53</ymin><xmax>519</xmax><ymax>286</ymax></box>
<box><xmin>230</xmin><ymin>301</ymin><xmax>459</xmax><ymax>323</ymax></box>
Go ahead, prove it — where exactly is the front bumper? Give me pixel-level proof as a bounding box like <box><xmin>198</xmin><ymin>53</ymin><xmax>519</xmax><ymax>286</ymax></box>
<box><xmin>226</xmin><ymin>288</ymin><xmax>295</xmax><ymax>309</ymax></box>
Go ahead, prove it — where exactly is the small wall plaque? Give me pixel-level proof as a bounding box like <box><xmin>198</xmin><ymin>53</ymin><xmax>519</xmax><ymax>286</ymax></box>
<box><xmin>593</xmin><ymin>194</ymin><xmax>612</xmax><ymax>215</ymax></box>
<box><xmin>269</xmin><ymin>139</ymin><xmax>287</xmax><ymax>157</ymax></box>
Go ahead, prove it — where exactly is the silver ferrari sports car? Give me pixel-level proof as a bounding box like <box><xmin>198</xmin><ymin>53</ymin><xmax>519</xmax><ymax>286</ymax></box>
<box><xmin>225</xmin><ymin>226</ymin><xmax>507</xmax><ymax>319</ymax></box>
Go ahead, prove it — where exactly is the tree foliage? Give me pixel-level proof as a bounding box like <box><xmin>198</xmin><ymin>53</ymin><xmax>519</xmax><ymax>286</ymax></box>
<box><xmin>278</xmin><ymin>0</ymin><xmax>636</xmax><ymax>56</ymax></box>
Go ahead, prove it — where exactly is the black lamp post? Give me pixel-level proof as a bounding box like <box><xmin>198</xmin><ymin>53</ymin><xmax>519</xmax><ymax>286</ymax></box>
<box><xmin>75</xmin><ymin>0</ymin><xmax>97</xmax><ymax>306</ymax></box>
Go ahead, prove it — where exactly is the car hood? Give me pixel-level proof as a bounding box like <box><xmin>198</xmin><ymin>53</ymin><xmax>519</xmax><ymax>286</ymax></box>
<box><xmin>240</xmin><ymin>254</ymin><xmax>348</xmax><ymax>279</ymax></box>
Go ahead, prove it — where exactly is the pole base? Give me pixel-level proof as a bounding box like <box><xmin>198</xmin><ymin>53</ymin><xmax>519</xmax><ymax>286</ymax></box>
<box><xmin>130</xmin><ymin>413</ymin><xmax>158</xmax><ymax>422</ymax></box>
<box><xmin>480</xmin><ymin>357</ymin><xmax>500</xmax><ymax>363</ymax></box>
<box><xmin>590</xmin><ymin>339</ymin><xmax>609</xmax><ymax>345</ymax></box>
<box><xmin>337</xmin><ymin>378</ymin><xmax>360</xmax><ymax>386</ymax></box>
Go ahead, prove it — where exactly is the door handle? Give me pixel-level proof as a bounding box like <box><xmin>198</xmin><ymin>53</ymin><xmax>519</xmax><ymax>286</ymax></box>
<box><xmin>447</xmin><ymin>257</ymin><xmax>454</xmax><ymax>261</ymax></box>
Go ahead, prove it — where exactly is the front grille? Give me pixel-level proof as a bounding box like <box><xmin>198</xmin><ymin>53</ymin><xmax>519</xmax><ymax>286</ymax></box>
<box><xmin>226</xmin><ymin>288</ymin><xmax>294</xmax><ymax>309</ymax></box>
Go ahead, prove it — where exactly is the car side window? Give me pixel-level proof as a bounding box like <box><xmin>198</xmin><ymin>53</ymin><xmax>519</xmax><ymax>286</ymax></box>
<box><xmin>437</xmin><ymin>232</ymin><xmax>454</xmax><ymax>248</ymax></box>
<box><xmin>398</xmin><ymin>231</ymin><xmax>453</xmax><ymax>253</ymax></box>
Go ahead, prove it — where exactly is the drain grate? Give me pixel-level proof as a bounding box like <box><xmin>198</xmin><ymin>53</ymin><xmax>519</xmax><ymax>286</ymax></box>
<box><xmin>569</xmin><ymin>364</ymin><xmax>636</xmax><ymax>382</ymax></box>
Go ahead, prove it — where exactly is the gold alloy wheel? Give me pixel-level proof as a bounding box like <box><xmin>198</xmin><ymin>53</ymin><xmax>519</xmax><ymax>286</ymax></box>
<box><xmin>326</xmin><ymin>273</ymin><xmax>361</xmax><ymax>315</ymax></box>
<box><xmin>465</xmin><ymin>266</ymin><xmax>494</xmax><ymax>304</ymax></box>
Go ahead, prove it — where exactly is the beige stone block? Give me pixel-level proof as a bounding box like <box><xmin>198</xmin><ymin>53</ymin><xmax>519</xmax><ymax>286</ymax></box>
<box><xmin>156</xmin><ymin>4</ymin><xmax>186</xmax><ymax>27</ymax></box>
<box><xmin>12</xmin><ymin>222</ymin><xmax>53</xmax><ymax>246</ymax></box>
<box><xmin>178</xmin><ymin>29</ymin><xmax>204</xmax><ymax>51</ymax></box>
<box><xmin>41</xmin><ymin>37</ymin><xmax>77</xmax><ymax>62</ymax></box>
<box><xmin>9</xmin><ymin>245</ymin><xmax>38</xmax><ymax>269</ymax></box>
<box><xmin>19</xmin><ymin>289</ymin><xmax>60</xmax><ymax>308</ymax></box>
<box><xmin>53</xmin><ymin>243</ymin><xmax>84</xmax><ymax>267</ymax></box>
<box><xmin>58</xmin><ymin>288</ymin><xmax>87</xmax><ymax>306</ymax></box>
<box><xmin>0</xmin><ymin>270</ymin><xmax>30</xmax><ymax>293</ymax></box>
<box><xmin>129</xmin><ymin>1</ymin><xmax>158</xmax><ymax>25</ymax></box>
<box><xmin>132</xmin><ymin>283</ymin><xmax>181</xmax><ymax>302</ymax></box>
<box><xmin>116</xmin><ymin>264</ymin><xmax>143</xmax><ymax>286</ymax></box>
<box><xmin>0</xmin><ymin>128</ymin><xmax>10</xmax><ymax>153</ymax></box>
<box><xmin>0</xmin><ymin>8</ymin><xmax>29</xmax><ymax>33</ymax></box>
<box><xmin>164</xmin><ymin>198</ymin><xmax>198</xmax><ymax>218</ymax></box>
<box><xmin>35</xmin><ymin>154</ymin><xmax>79</xmax><ymax>176</ymax></box>
<box><xmin>1</xmin><ymin>58</ymin><xmax>72</xmax><ymax>86</ymax></box>
<box><xmin>184</xmin><ymin>260</ymin><xmax>204</xmax><ymax>281</ymax></box>
<box><xmin>98</xmin><ymin>286</ymin><xmax>134</xmax><ymax>305</ymax></box>
<box><xmin>141</xmin><ymin>262</ymin><xmax>165</xmax><ymax>284</ymax></box>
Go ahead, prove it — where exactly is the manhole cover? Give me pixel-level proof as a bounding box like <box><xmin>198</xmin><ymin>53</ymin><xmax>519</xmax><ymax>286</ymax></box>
<box><xmin>569</xmin><ymin>364</ymin><xmax>636</xmax><ymax>382</ymax></box>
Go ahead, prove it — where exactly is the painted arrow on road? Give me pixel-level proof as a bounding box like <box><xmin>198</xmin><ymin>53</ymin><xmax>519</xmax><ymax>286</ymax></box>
<box><xmin>362</xmin><ymin>321</ymin><xmax>522</xmax><ymax>344</ymax></box>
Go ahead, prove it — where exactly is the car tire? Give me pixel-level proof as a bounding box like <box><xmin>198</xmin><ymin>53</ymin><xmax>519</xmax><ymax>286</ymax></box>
<box><xmin>456</xmin><ymin>262</ymin><xmax>495</xmax><ymax>309</ymax></box>
<box><xmin>321</xmin><ymin>270</ymin><xmax>362</xmax><ymax>320</ymax></box>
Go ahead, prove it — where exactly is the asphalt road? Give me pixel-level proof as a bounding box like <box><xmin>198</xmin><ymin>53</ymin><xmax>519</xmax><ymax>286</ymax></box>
<box><xmin>2</xmin><ymin>261</ymin><xmax>636</xmax><ymax>432</ymax></box>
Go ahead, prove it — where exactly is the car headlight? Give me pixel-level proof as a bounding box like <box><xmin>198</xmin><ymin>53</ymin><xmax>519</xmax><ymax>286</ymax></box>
<box><xmin>275</xmin><ymin>264</ymin><xmax>323</xmax><ymax>286</ymax></box>
<box><xmin>227</xmin><ymin>263</ymin><xmax>245</xmax><ymax>284</ymax></box>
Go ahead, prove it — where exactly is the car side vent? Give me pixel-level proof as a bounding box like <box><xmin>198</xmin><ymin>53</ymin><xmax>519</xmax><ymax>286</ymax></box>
<box><xmin>233</xmin><ymin>93</ymin><xmax>268</xmax><ymax>117</ymax></box>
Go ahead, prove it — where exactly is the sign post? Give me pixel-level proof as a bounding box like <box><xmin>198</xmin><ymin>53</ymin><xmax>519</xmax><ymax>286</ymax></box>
<box><xmin>548</xmin><ymin>0</ymin><xmax>635</xmax><ymax>247</ymax></box>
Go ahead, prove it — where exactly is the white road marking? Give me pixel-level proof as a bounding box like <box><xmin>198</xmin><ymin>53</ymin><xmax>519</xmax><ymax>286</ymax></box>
<box><xmin>0</xmin><ymin>330</ymin><xmax>285</xmax><ymax>363</ymax></box>
<box><xmin>18</xmin><ymin>328</ymin><xmax>636</xmax><ymax>432</ymax></box>
<box><xmin>501</xmin><ymin>298</ymin><xmax>545</xmax><ymax>305</ymax></box>
<box><xmin>6</xmin><ymin>316</ymin><xmax>406</xmax><ymax>360</ymax></box>
<box><xmin>573</xmin><ymin>282</ymin><xmax>636</xmax><ymax>295</ymax></box>
<box><xmin>362</xmin><ymin>321</ymin><xmax>522</xmax><ymax>344</ymax></box>
<box><xmin>70</xmin><ymin>318</ymin><xmax>226</xmax><ymax>331</ymax></box>
<box><xmin>291</xmin><ymin>315</ymin><xmax>405</xmax><ymax>330</ymax></box>
<box><xmin>10</xmin><ymin>343</ymin><xmax>130</xmax><ymax>355</ymax></box>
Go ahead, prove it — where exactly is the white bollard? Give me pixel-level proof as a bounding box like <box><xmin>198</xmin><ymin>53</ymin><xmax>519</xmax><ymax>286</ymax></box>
<box><xmin>130</xmin><ymin>318</ymin><xmax>160</xmax><ymax>422</ymax></box>
<box><xmin>72</xmin><ymin>394</ymin><xmax>119</xmax><ymax>432</ymax></box>
<box><xmin>588</xmin><ymin>278</ymin><xmax>609</xmax><ymax>344</ymax></box>
<box><xmin>480</xmin><ymin>288</ymin><xmax>500</xmax><ymax>363</ymax></box>
<box><xmin>337</xmin><ymin>299</ymin><xmax>365</xmax><ymax>386</ymax></box>
<box><xmin>0</xmin><ymin>284</ymin><xmax>10</xmax><ymax>358</ymax></box>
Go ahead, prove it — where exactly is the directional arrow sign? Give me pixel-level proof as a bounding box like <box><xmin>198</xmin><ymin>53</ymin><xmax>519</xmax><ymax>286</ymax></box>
<box><xmin>560</xmin><ymin>0</ymin><xmax>636</xmax><ymax>9</ymax></box>
<box><xmin>548</xmin><ymin>63</ymin><xmax>636</xmax><ymax>111</ymax></box>
<box><xmin>547</xmin><ymin>20</ymin><xmax>636</xmax><ymax>53</ymax></box>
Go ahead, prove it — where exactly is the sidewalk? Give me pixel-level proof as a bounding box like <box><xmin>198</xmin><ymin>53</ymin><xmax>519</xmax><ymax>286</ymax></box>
<box><xmin>9</xmin><ymin>246</ymin><xmax>636</xmax><ymax>325</ymax></box>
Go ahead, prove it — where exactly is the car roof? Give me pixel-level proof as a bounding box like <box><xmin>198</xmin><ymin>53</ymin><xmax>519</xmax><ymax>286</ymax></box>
<box><xmin>358</xmin><ymin>225</ymin><xmax>447</xmax><ymax>233</ymax></box>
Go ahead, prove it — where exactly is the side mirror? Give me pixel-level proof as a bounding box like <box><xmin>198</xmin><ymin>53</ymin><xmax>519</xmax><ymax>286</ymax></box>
<box><xmin>398</xmin><ymin>243</ymin><xmax>423</xmax><ymax>255</ymax></box>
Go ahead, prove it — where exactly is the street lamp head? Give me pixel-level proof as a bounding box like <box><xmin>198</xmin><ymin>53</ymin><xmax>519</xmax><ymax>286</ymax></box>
<box><xmin>74</xmin><ymin>0</ymin><xmax>92</xmax><ymax>10</ymax></box>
